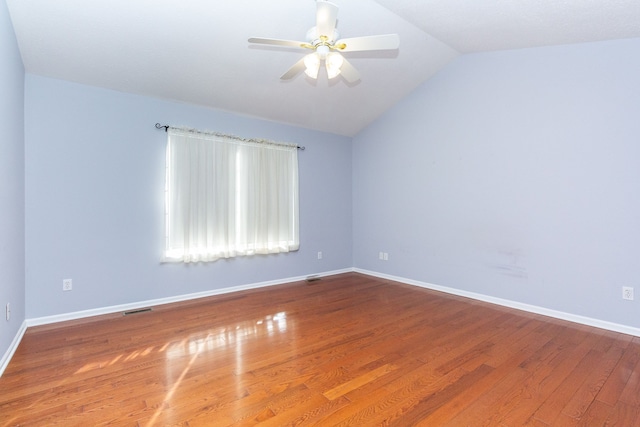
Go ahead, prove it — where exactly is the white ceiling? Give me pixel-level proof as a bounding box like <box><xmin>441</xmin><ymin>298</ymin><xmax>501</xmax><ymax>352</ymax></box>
<box><xmin>6</xmin><ymin>0</ymin><xmax>640</xmax><ymax>136</ymax></box>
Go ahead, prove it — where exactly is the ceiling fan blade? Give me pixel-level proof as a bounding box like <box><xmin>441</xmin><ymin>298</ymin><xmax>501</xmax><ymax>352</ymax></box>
<box><xmin>334</xmin><ymin>34</ymin><xmax>400</xmax><ymax>52</ymax></box>
<box><xmin>316</xmin><ymin>1</ymin><xmax>338</xmax><ymax>38</ymax></box>
<box><xmin>248</xmin><ymin>37</ymin><xmax>311</xmax><ymax>49</ymax></box>
<box><xmin>280</xmin><ymin>57</ymin><xmax>307</xmax><ymax>80</ymax></box>
<box><xmin>339</xmin><ymin>57</ymin><xmax>360</xmax><ymax>83</ymax></box>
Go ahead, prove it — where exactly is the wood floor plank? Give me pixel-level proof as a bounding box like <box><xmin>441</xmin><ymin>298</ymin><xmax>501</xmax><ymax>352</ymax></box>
<box><xmin>485</xmin><ymin>329</ymin><xmax>601</xmax><ymax>426</ymax></box>
<box><xmin>618</xmin><ymin>340</ymin><xmax>640</xmax><ymax>408</ymax></box>
<box><xmin>331</xmin><ymin>365</ymin><xmax>482</xmax><ymax>426</ymax></box>
<box><xmin>2</xmin><ymin>272</ymin><xmax>640</xmax><ymax>425</ymax></box>
<box><xmin>441</xmin><ymin>365</ymin><xmax>532</xmax><ymax>426</ymax></box>
<box><xmin>597</xmin><ymin>338</ymin><xmax>640</xmax><ymax>406</ymax></box>
<box><xmin>605</xmin><ymin>401</ymin><xmax>640</xmax><ymax>427</ymax></box>
<box><xmin>530</xmin><ymin>347</ymin><xmax>614</xmax><ymax>425</ymax></box>
<box><xmin>384</xmin><ymin>363</ymin><xmax>495</xmax><ymax>425</ymax></box>
<box><xmin>560</xmin><ymin>337</ymin><xmax>626</xmax><ymax>421</ymax></box>
<box><xmin>323</xmin><ymin>363</ymin><xmax>399</xmax><ymax>400</ymax></box>
<box><xmin>479</xmin><ymin>333</ymin><xmax>607</xmax><ymax>426</ymax></box>
<box><xmin>575</xmin><ymin>399</ymin><xmax>614</xmax><ymax>427</ymax></box>
<box><xmin>415</xmin><ymin>327</ymin><xmax>553</xmax><ymax>426</ymax></box>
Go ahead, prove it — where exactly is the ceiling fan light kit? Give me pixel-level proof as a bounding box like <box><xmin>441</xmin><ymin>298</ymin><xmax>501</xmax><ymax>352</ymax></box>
<box><xmin>248</xmin><ymin>0</ymin><xmax>399</xmax><ymax>83</ymax></box>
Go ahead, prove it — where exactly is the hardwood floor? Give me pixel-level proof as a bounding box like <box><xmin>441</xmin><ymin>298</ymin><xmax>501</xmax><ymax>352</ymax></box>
<box><xmin>2</xmin><ymin>272</ymin><xmax>640</xmax><ymax>426</ymax></box>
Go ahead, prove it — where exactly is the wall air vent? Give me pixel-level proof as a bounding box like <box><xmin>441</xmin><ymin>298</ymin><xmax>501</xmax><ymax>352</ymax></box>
<box><xmin>123</xmin><ymin>308</ymin><xmax>152</xmax><ymax>316</ymax></box>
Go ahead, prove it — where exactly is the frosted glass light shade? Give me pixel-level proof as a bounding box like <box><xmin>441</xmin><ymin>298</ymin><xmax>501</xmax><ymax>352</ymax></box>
<box><xmin>325</xmin><ymin>52</ymin><xmax>344</xmax><ymax>79</ymax></box>
<box><xmin>304</xmin><ymin>53</ymin><xmax>320</xmax><ymax>79</ymax></box>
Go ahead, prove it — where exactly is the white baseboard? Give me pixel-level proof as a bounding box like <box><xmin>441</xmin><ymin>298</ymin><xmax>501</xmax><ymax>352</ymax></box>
<box><xmin>354</xmin><ymin>268</ymin><xmax>640</xmax><ymax>338</ymax></box>
<box><xmin>0</xmin><ymin>320</ymin><xmax>28</xmax><ymax>377</ymax></box>
<box><xmin>26</xmin><ymin>268</ymin><xmax>353</xmax><ymax>328</ymax></box>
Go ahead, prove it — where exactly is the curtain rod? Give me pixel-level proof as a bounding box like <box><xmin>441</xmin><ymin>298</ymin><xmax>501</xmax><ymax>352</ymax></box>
<box><xmin>155</xmin><ymin>123</ymin><xmax>305</xmax><ymax>150</ymax></box>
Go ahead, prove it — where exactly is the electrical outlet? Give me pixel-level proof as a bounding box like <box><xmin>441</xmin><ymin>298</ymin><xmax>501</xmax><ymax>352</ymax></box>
<box><xmin>63</xmin><ymin>279</ymin><xmax>73</xmax><ymax>291</ymax></box>
<box><xmin>317</xmin><ymin>251</ymin><xmax>323</xmax><ymax>260</ymax></box>
<box><xmin>5</xmin><ymin>303</ymin><xmax>10</xmax><ymax>321</ymax></box>
<box><xmin>623</xmin><ymin>286</ymin><xmax>634</xmax><ymax>301</ymax></box>
<box><xmin>383</xmin><ymin>252</ymin><xmax>389</xmax><ymax>261</ymax></box>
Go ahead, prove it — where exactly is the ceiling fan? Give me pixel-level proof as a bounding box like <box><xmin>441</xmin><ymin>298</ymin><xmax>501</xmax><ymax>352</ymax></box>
<box><xmin>248</xmin><ymin>0</ymin><xmax>399</xmax><ymax>83</ymax></box>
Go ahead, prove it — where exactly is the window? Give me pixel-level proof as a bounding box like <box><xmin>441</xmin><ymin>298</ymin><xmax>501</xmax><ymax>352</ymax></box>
<box><xmin>163</xmin><ymin>127</ymin><xmax>299</xmax><ymax>262</ymax></box>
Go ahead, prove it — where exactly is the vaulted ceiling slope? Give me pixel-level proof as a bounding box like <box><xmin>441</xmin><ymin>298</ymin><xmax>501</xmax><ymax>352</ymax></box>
<box><xmin>6</xmin><ymin>0</ymin><xmax>640</xmax><ymax>136</ymax></box>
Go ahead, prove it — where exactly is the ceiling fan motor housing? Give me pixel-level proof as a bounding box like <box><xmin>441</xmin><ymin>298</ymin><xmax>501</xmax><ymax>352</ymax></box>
<box><xmin>306</xmin><ymin>27</ymin><xmax>340</xmax><ymax>49</ymax></box>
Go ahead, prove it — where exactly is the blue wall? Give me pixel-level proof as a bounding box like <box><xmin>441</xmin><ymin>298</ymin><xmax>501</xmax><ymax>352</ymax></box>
<box><xmin>353</xmin><ymin>38</ymin><xmax>640</xmax><ymax>327</ymax></box>
<box><xmin>25</xmin><ymin>75</ymin><xmax>352</xmax><ymax>318</ymax></box>
<box><xmin>0</xmin><ymin>0</ymin><xmax>26</xmax><ymax>361</ymax></box>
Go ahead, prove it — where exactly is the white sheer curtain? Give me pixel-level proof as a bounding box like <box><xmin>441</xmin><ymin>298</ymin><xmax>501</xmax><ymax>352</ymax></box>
<box><xmin>164</xmin><ymin>128</ymin><xmax>299</xmax><ymax>262</ymax></box>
